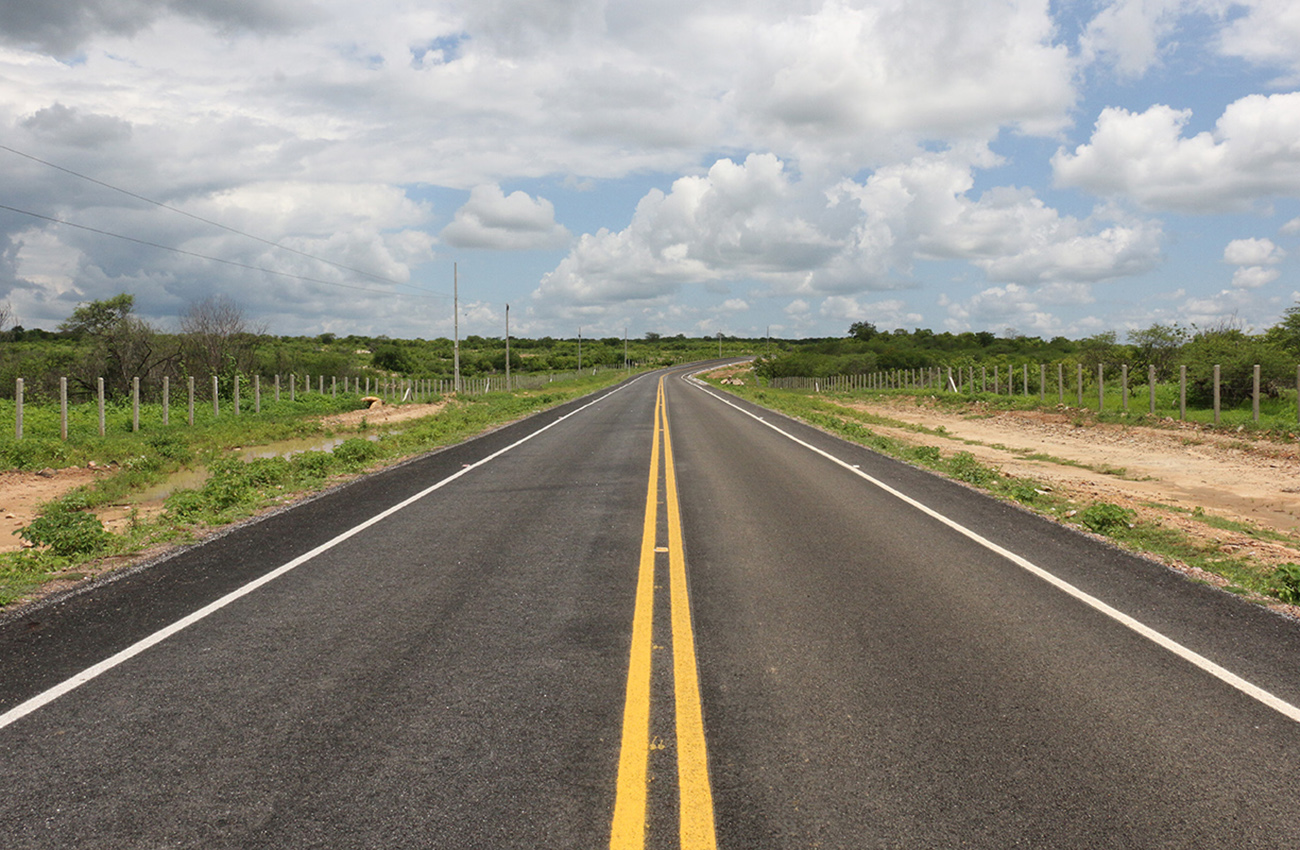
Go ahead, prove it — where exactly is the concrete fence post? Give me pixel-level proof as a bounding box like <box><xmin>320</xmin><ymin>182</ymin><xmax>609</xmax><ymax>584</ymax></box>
<box><xmin>1121</xmin><ymin>364</ymin><xmax>1129</xmax><ymax>411</ymax></box>
<box><xmin>1253</xmin><ymin>364</ymin><xmax>1261</xmax><ymax>423</ymax></box>
<box><xmin>1149</xmin><ymin>365</ymin><xmax>1156</xmax><ymax>415</ymax></box>
<box><xmin>1097</xmin><ymin>364</ymin><xmax>1104</xmax><ymax>412</ymax></box>
<box><xmin>14</xmin><ymin>378</ymin><xmax>22</xmax><ymax>440</ymax></box>
<box><xmin>163</xmin><ymin>376</ymin><xmax>170</xmax><ymax>426</ymax></box>
<box><xmin>60</xmin><ymin>377</ymin><xmax>68</xmax><ymax>440</ymax></box>
<box><xmin>98</xmin><ymin>377</ymin><xmax>106</xmax><ymax>436</ymax></box>
<box><xmin>212</xmin><ymin>376</ymin><xmax>219</xmax><ymax>417</ymax></box>
<box><xmin>1077</xmin><ymin>363</ymin><xmax>1083</xmax><ymax>406</ymax></box>
<box><xmin>188</xmin><ymin>377</ymin><xmax>195</xmax><ymax>426</ymax></box>
<box><xmin>1180</xmin><ymin>365</ymin><xmax>1187</xmax><ymax>421</ymax></box>
<box><xmin>1213</xmin><ymin>365</ymin><xmax>1221</xmax><ymax>425</ymax></box>
<box><xmin>255</xmin><ymin>375</ymin><xmax>261</xmax><ymax>413</ymax></box>
<box><xmin>132</xmin><ymin>377</ymin><xmax>140</xmax><ymax>432</ymax></box>
<box><xmin>234</xmin><ymin>376</ymin><xmax>240</xmax><ymax>416</ymax></box>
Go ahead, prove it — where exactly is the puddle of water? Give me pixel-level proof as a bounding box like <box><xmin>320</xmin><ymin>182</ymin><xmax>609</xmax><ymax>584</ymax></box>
<box><xmin>134</xmin><ymin>433</ymin><xmax>385</xmax><ymax>503</ymax></box>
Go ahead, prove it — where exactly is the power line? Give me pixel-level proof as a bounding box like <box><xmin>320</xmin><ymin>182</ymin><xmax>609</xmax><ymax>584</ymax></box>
<box><xmin>0</xmin><ymin>203</ymin><xmax>448</xmax><ymax>300</ymax></box>
<box><xmin>0</xmin><ymin>142</ymin><xmax>445</xmax><ymax>297</ymax></box>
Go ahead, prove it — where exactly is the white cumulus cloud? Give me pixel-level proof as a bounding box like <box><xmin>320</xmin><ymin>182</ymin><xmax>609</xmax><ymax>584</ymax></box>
<box><xmin>441</xmin><ymin>185</ymin><xmax>571</xmax><ymax>251</ymax></box>
<box><xmin>1053</xmin><ymin>93</ymin><xmax>1300</xmax><ymax>213</ymax></box>
<box><xmin>1231</xmin><ymin>266</ymin><xmax>1282</xmax><ymax>289</ymax></box>
<box><xmin>1223</xmin><ymin>237</ymin><xmax>1285</xmax><ymax>265</ymax></box>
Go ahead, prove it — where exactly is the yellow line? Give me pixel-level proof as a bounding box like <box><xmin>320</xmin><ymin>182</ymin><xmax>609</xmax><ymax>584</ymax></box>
<box><xmin>609</xmin><ymin>381</ymin><xmax>662</xmax><ymax>849</ymax></box>
<box><xmin>662</xmin><ymin>380</ymin><xmax>718</xmax><ymax>849</ymax></box>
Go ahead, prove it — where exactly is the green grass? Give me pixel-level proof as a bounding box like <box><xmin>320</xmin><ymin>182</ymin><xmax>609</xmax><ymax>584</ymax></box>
<box><xmin>0</xmin><ymin>372</ymin><xmax>632</xmax><ymax>607</ymax></box>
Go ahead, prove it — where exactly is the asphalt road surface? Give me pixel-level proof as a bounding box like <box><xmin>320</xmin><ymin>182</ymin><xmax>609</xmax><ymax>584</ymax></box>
<box><xmin>3</xmin><ymin>367</ymin><xmax>1300</xmax><ymax>848</ymax></box>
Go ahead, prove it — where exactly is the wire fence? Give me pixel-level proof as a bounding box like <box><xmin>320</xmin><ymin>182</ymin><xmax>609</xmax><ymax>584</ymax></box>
<box><xmin>4</xmin><ymin>366</ymin><xmax>625</xmax><ymax>440</ymax></box>
<box><xmin>767</xmin><ymin>362</ymin><xmax>1300</xmax><ymax>427</ymax></box>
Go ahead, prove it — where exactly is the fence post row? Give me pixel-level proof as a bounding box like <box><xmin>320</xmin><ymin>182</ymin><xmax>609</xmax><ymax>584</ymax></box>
<box><xmin>768</xmin><ymin>359</ymin><xmax>1300</xmax><ymax>433</ymax></box>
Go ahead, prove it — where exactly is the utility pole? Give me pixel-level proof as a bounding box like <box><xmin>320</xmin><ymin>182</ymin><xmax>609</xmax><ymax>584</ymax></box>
<box><xmin>504</xmin><ymin>303</ymin><xmax>511</xmax><ymax>389</ymax></box>
<box><xmin>453</xmin><ymin>262</ymin><xmax>461</xmax><ymax>393</ymax></box>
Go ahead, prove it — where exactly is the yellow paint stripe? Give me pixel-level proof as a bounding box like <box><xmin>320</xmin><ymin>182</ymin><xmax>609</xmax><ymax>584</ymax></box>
<box><xmin>609</xmin><ymin>380</ymin><xmax>663</xmax><ymax>849</ymax></box>
<box><xmin>661</xmin><ymin>381</ymin><xmax>719</xmax><ymax>849</ymax></box>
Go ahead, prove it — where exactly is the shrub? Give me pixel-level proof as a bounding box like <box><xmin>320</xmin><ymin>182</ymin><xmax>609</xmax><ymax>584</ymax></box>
<box><xmin>1182</xmin><ymin>326</ymin><xmax>1291</xmax><ymax>408</ymax></box>
<box><xmin>291</xmin><ymin>450</ymin><xmax>335</xmax><ymax>480</ymax></box>
<box><xmin>164</xmin><ymin>489</ymin><xmax>207</xmax><ymax>520</ymax></box>
<box><xmin>19</xmin><ymin>508</ymin><xmax>110</xmax><ymax>556</ymax></box>
<box><xmin>911</xmin><ymin>445</ymin><xmax>941</xmax><ymax>464</ymax></box>
<box><xmin>1270</xmin><ymin>563</ymin><xmax>1300</xmax><ymax>604</ymax></box>
<box><xmin>333</xmin><ymin>437</ymin><xmax>381</xmax><ymax>467</ymax></box>
<box><xmin>146</xmin><ymin>431</ymin><xmax>193</xmax><ymax>463</ymax></box>
<box><xmin>1077</xmin><ymin>503</ymin><xmax>1135</xmax><ymax>534</ymax></box>
<box><xmin>946</xmin><ymin>451</ymin><xmax>997</xmax><ymax>486</ymax></box>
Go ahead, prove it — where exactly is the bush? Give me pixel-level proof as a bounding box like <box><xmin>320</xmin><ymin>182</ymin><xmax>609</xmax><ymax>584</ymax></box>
<box><xmin>1270</xmin><ymin>563</ymin><xmax>1300</xmax><ymax>604</ymax></box>
<box><xmin>291</xmin><ymin>450</ymin><xmax>335</xmax><ymax>480</ymax></box>
<box><xmin>333</xmin><ymin>437</ymin><xmax>381</xmax><ymax>467</ymax></box>
<box><xmin>1182</xmin><ymin>327</ymin><xmax>1291</xmax><ymax>408</ymax></box>
<box><xmin>946</xmin><ymin>451</ymin><xmax>997</xmax><ymax>486</ymax></box>
<box><xmin>1077</xmin><ymin>503</ymin><xmax>1135</xmax><ymax>534</ymax></box>
<box><xmin>19</xmin><ymin>508</ymin><xmax>109</xmax><ymax>556</ymax></box>
<box><xmin>164</xmin><ymin>489</ymin><xmax>207</xmax><ymax>520</ymax></box>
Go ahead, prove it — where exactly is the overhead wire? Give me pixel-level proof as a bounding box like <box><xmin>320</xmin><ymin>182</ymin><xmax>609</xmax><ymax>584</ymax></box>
<box><xmin>0</xmin><ymin>203</ymin><xmax>447</xmax><ymax>300</ymax></box>
<box><xmin>0</xmin><ymin>142</ymin><xmax>448</xmax><ymax>299</ymax></box>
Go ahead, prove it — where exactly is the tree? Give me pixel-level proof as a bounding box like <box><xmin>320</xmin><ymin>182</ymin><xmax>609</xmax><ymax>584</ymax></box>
<box><xmin>60</xmin><ymin>293</ymin><xmax>178</xmax><ymax>398</ymax></box>
<box><xmin>179</xmin><ymin>295</ymin><xmax>262</xmax><ymax>388</ymax></box>
<box><xmin>1182</xmin><ymin>323</ymin><xmax>1291</xmax><ymax>407</ymax></box>
<box><xmin>1128</xmin><ymin>323</ymin><xmax>1188</xmax><ymax>381</ymax></box>
<box><xmin>848</xmin><ymin>321</ymin><xmax>877</xmax><ymax>342</ymax></box>
<box><xmin>1265</xmin><ymin>303</ymin><xmax>1300</xmax><ymax>356</ymax></box>
<box><xmin>1077</xmin><ymin>331</ymin><xmax>1122</xmax><ymax>373</ymax></box>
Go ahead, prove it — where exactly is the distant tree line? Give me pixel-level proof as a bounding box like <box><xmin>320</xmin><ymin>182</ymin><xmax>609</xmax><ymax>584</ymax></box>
<box><xmin>756</xmin><ymin>308</ymin><xmax>1300</xmax><ymax>408</ymax></box>
<box><xmin>0</xmin><ymin>294</ymin><xmax>762</xmax><ymax>401</ymax></box>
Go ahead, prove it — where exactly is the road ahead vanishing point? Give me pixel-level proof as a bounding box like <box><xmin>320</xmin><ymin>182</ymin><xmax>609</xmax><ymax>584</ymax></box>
<box><xmin>3</xmin><ymin>368</ymin><xmax>1300</xmax><ymax>848</ymax></box>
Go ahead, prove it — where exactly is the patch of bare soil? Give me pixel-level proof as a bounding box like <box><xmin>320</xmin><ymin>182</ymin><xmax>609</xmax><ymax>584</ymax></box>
<box><xmin>837</xmin><ymin>395</ymin><xmax>1300</xmax><ymax>585</ymax></box>
<box><xmin>0</xmin><ymin>467</ymin><xmax>111</xmax><ymax>554</ymax></box>
<box><xmin>320</xmin><ymin>398</ymin><xmax>448</xmax><ymax>430</ymax></box>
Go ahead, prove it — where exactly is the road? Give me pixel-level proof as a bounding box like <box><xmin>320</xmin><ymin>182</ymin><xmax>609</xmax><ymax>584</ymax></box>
<box><xmin>3</xmin><ymin>366</ymin><xmax>1300</xmax><ymax>847</ymax></box>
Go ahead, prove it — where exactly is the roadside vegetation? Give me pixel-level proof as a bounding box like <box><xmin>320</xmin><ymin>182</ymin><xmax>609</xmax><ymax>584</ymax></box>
<box><xmin>709</xmin><ymin>381</ymin><xmax>1300</xmax><ymax>613</ymax></box>
<box><xmin>0</xmin><ymin>373</ymin><xmax>633</xmax><ymax>607</ymax></box>
<box><xmin>0</xmin><ymin>290</ymin><xmax>774</xmax><ymax>608</ymax></box>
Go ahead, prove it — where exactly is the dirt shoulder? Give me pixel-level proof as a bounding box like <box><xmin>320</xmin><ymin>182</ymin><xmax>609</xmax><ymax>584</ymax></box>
<box><xmin>831</xmin><ymin>395</ymin><xmax>1300</xmax><ymax>577</ymax></box>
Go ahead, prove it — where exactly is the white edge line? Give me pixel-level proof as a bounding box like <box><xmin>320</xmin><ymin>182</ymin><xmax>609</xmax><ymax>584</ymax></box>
<box><xmin>687</xmin><ymin>377</ymin><xmax>1300</xmax><ymax>725</ymax></box>
<box><xmin>0</xmin><ymin>378</ymin><xmax>642</xmax><ymax>731</ymax></box>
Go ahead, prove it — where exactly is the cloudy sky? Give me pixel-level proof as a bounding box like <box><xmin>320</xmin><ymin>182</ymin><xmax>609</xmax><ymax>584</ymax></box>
<box><xmin>1</xmin><ymin>0</ymin><xmax>1299</xmax><ymax>340</ymax></box>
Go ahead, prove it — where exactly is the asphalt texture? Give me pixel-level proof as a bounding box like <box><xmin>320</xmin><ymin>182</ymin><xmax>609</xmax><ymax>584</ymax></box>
<box><xmin>2</xmin><ymin>367</ymin><xmax>1300</xmax><ymax>847</ymax></box>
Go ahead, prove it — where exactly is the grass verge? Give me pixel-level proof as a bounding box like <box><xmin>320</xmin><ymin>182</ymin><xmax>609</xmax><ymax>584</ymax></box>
<box><xmin>0</xmin><ymin>373</ymin><xmax>629</xmax><ymax>608</ymax></box>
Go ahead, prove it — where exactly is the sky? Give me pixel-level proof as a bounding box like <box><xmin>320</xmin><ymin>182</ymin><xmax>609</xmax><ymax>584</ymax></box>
<box><xmin>1</xmin><ymin>1</ymin><xmax>1299</xmax><ymax>342</ymax></box>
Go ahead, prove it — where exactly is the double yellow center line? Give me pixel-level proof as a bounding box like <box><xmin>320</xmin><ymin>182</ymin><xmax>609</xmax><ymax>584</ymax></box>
<box><xmin>610</xmin><ymin>377</ymin><xmax>717</xmax><ymax>849</ymax></box>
